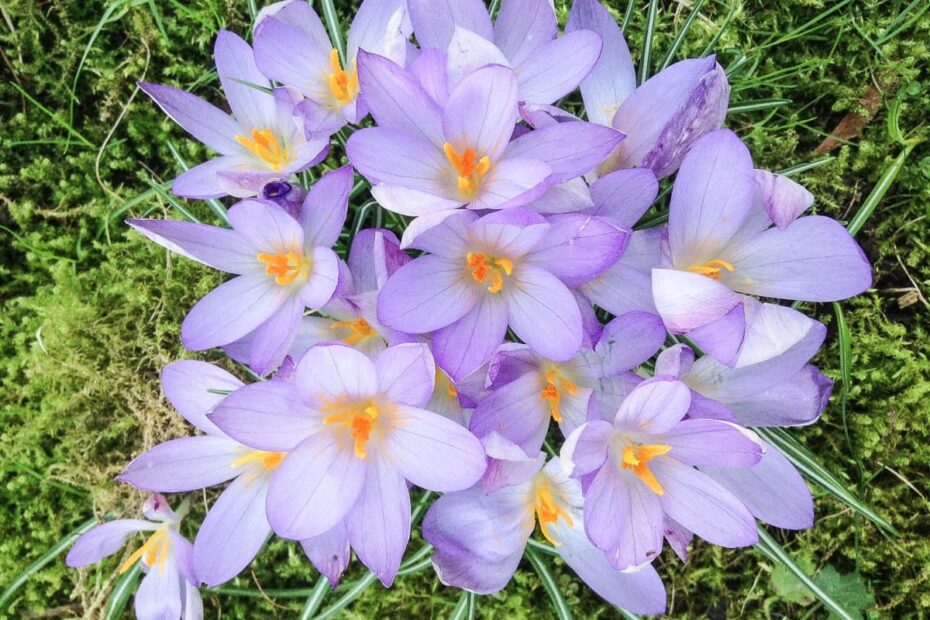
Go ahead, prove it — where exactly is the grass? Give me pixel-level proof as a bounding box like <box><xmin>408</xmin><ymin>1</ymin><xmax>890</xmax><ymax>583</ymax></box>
<box><xmin>1</xmin><ymin>0</ymin><xmax>929</xmax><ymax>617</ymax></box>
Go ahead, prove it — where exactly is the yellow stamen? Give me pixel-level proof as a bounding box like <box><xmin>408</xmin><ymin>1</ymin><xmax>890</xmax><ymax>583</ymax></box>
<box><xmin>443</xmin><ymin>143</ymin><xmax>492</xmax><ymax>198</ymax></box>
<box><xmin>466</xmin><ymin>252</ymin><xmax>513</xmax><ymax>294</ymax></box>
<box><xmin>686</xmin><ymin>259</ymin><xmax>735</xmax><ymax>281</ymax></box>
<box><xmin>533</xmin><ymin>480</ymin><xmax>573</xmax><ymax>546</ymax></box>
<box><xmin>118</xmin><ymin>529</ymin><xmax>172</xmax><ymax>574</ymax></box>
<box><xmin>235</xmin><ymin>128</ymin><xmax>292</xmax><ymax>172</ymax></box>
<box><xmin>328</xmin><ymin>49</ymin><xmax>359</xmax><ymax>106</ymax></box>
<box><xmin>323</xmin><ymin>402</ymin><xmax>380</xmax><ymax>459</ymax></box>
<box><xmin>257</xmin><ymin>251</ymin><xmax>311</xmax><ymax>285</ymax></box>
<box><xmin>621</xmin><ymin>444</ymin><xmax>671</xmax><ymax>495</ymax></box>
<box><xmin>540</xmin><ymin>369</ymin><xmax>578</xmax><ymax>423</ymax></box>
<box><xmin>436</xmin><ymin>369</ymin><xmax>458</xmax><ymax>399</ymax></box>
<box><xmin>231</xmin><ymin>450</ymin><xmax>286</xmax><ymax>471</ymax></box>
<box><xmin>330</xmin><ymin>318</ymin><xmax>375</xmax><ymax>346</ymax></box>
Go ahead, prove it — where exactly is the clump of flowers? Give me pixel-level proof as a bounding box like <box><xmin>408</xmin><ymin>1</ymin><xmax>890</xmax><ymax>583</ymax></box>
<box><xmin>67</xmin><ymin>0</ymin><xmax>872</xmax><ymax>618</ymax></box>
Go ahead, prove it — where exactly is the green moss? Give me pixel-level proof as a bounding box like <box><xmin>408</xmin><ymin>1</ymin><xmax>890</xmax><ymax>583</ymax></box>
<box><xmin>1</xmin><ymin>0</ymin><xmax>928</xmax><ymax>617</ymax></box>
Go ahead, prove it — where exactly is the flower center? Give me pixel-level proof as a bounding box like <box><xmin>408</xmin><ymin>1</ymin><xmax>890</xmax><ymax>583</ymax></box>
<box><xmin>118</xmin><ymin>528</ymin><xmax>172</xmax><ymax>574</ymax></box>
<box><xmin>539</xmin><ymin>369</ymin><xmax>578</xmax><ymax>424</ymax></box>
<box><xmin>231</xmin><ymin>450</ymin><xmax>286</xmax><ymax>471</ymax></box>
<box><xmin>322</xmin><ymin>401</ymin><xmax>380</xmax><ymax>459</ymax></box>
<box><xmin>444</xmin><ymin>143</ymin><xmax>491</xmax><ymax>198</ymax></box>
<box><xmin>436</xmin><ymin>369</ymin><xmax>458</xmax><ymax>399</ymax></box>
<box><xmin>235</xmin><ymin>128</ymin><xmax>292</xmax><ymax>172</ymax></box>
<box><xmin>328</xmin><ymin>49</ymin><xmax>359</xmax><ymax>107</ymax></box>
<box><xmin>620</xmin><ymin>443</ymin><xmax>671</xmax><ymax>495</ymax></box>
<box><xmin>257</xmin><ymin>251</ymin><xmax>311</xmax><ymax>285</ymax></box>
<box><xmin>466</xmin><ymin>252</ymin><xmax>513</xmax><ymax>294</ymax></box>
<box><xmin>533</xmin><ymin>479</ymin><xmax>573</xmax><ymax>546</ymax></box>
<box><xmin>330</xmin><ymin>318</ymin><xmax>376</xmax><ymax>346</ymax></box>
<box><xmin>686</xmin><ymin>259</ymin><xmax>735</xmax><ymax>281</ymax></box>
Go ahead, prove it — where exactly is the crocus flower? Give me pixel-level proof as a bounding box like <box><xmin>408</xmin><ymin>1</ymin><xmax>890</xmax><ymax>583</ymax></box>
<box><xmin>209</xmin><ymin>342</ymin><xmax>486</xmax><ymax>585</ymax></box>
<box><xmin>128</xmin><ymin>166</ymin><xmax>352</xmax><ymax>373</ymax></box>
<box><xmin>651</xmin><ymin>129</ymin><xmax>872</xmax><ymax>363</ymax></box>
<box><xmin>566</xmin><ymin>0</ymin><xmax>729</xmax><ymax>179</ymax></box>
<box><xmin>253</xmin><ymin>0</ymin><xmax>411</xmax><ymax>136</ymax></box>
<box><xmin>469</xmin><ymin>311</ymin><xmax>666</xmax><ymax>454</ymax></box>
<box><xmin>424</xmin><ymin>452</ymin><xmax>666</xmax><ymax>614</ymax></box>
<box><xmin>66</xmin><ymin>494</ymin><xmax>202</xmax><ymax>620</ymax></box>
<box><xmin>140</xmin><ymin>30</ymin><xmax>328</xmax><ymax>199</ymax></box>
<box><xmin>562</xmin><ymin>376</ymin><xmax>763</xmax><ymax>569</ymax></box>
<box><xmin>377</xmin><ymin>209</ymin><xmax>628</xmax><ymax>380</ymax></box>
<box><xmin>347</xmin><ymin>54</ymin><xmax>623</xmax><ymax>243</ymax></box>
<box><xmin>407</xmin><ymin>0</ymin><xmax>602</xmax><ymax>107</ymax></box>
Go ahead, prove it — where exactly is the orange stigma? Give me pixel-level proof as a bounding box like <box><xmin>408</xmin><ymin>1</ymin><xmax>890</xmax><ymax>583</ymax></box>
<box><xmin>323</xmin><ymin>402</ymin><xmax>380</xmax><ymax>459</ymax></box>
<box><xmin>257</xmin><ymin>251</ymin><xmax>311</xmax><ymax>285</ymax></box>
<box><xmin>330</xmin><ymin>318</ymin><xmax>376</xmax><ymax>346</ymax></box>
<box><xmin>235</xmin><ymin>128</ymin><xmax>292</xmax><ymax>171</ymax></box>
<box><xmin>328</xmin><ymin>49</ymin><xmax>359</xmax><ymax>106</ymax></box>
<box><xmin>686</xmin><ymin>259</ymin><xmax>735</xmax><ymax>281</ymax></box>
<box><xmin>467</xmin><ymin>252</ymin><xmax>513</xmax><ymax>293</ymax></box>
<box><xmin>540</xmin><ymin>370</ymin><xmax>578</xmax><ymax>423</ymax></box>
<box><xmin>231</xmin><ymin>450</ymin><xmax>286</xmax><ymax>471</ymax></box>
<box><xmin>621</xmin><ymin>443</ymin><xmax>671</xmax><ymax>495</ymax></box>
<box><xmin>444</xmin><ymin>143</ymin><xmax>491</xmax><ymax>197</ymax></box>
<box><xmin>533</xmin><ymin>480</ymin><xmax>573</xmax><ymax>546</ymax></box>
<box><xmin>118</xmin><ymin>528</ymin><xmax>172</xmax><ymax>574</ymax></box>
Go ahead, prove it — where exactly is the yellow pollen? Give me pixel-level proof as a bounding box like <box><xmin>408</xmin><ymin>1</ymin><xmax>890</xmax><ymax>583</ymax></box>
<box><xmin>330</xmin><ymin>318</ymin><xmax>375</xmax><ymax>346</ymax></box>
<box><xmin>443</xmin><ymin>143</ymin><xmax>492</xmax><ymax>197</ymax></box>
<box><xmin>235</xmin><ymin>128</ymin><xmax>291</xmax><ymax>172</ymax></box>
<box><xmin>466</xmin><ymin>252</ymin><xmax>513</xmax><ymax>294</ymax></box>
<box><xmin>540</xmin><ymin>370</ymin><xmax>578</xmax><ymax>423</ymax></box>
<box><xmin>328</xmin><ymin>49</ymin><xmax>359</xmax><ymax>106</ymax></box>
<box><xmin>621</xmin><ymin>444</ymin><xmax>671</xmax><ymax>495</ymax></box>
<box><xmin>323</xmin><ymin>402</ymin><xmax>380</xmax><ymax>459</ymax></box>
<box><xmin>257</xmin><ymin>251</ymin><xmax>311</xmax><ymax>285</ymax></box>
<box><xmin>686</xmin><ymin>259</ymin><xmax>735</xmax><ymax>281</ymax></box>
<box><xmin>231</xmin><ymin>450</ymin><xmax>286</xmax><ymax>471</ymax></box>
<box><xmin>118</xmin><ymin>529</ymin><xmax>172</xmax><ymax>575</ymax></box>
<box><xmin>533</xmin><ymin>481</ymin><xmax>573</xmax><ymax>546</ymax></box>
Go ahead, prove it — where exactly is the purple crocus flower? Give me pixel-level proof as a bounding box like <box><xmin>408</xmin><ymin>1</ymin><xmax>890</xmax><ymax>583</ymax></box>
<box><xmin>253</xmin><ymin>0</ymin><xmax>411</xmax><ymax>136</ymax></box>
<box><xmin>346</xmin><ymin>54</ymin><xmax>623</xmax><ymax>244</ymax></box>
<box><xmin>140</xmin><ymin>30</ymin><xmax>328</xmax><ymax>199</ymax></box>
<box><xmin>128</xmin><ymin>166</ymin><xmax>352</xmax><ymax>374</ymax></box>
<box><xmin>407</xmin><ymin>0</ymin><xmax>602</xmax><ymax>107</ymax></box>
<box><xmin>469</xmin><ymin>311</ymin><xmax>666</xmax><ymax>454</ymax></box>
<box><xmin>424</xmin><ymin>451</ymin><xmax>666</xmax><ymax>614</ymax></box>
<box><xmin>209</xmin><ymin>342</ymin><xmax>487</xmax><ymax>585</ymax></box>
<box><xmin>67</xmin><ymin>494</ymin><xmax>202</xmax><ymax>620</ymax></box>
<box><xmin>566</xmin><ymin>0</ymin><xmax>729</xmax><ymax>179</ymax></box>
<box><xmin>650</xmin><ymin>129</ymin><xmax>872</xmax><ymax>363</ymax></box>
<box><xmin>377</xmin><ymin>209</ymin><xmax>628</xmax><ymax>380</ymax></box>
<box><xmin>562</xmin><ymin>376</ymin><xmax>763</xmax><ymax>569</ymax></box>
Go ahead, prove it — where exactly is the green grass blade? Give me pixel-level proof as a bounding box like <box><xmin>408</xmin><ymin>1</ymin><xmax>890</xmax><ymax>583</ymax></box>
<box><xmin>638</xmin><ymin>0</ymin><xmax>660</xmax><ymax>85</ymax></box>
<box><xmin>488</xmin><ymin>0</ymin><xmax>502</xmax><ymax>19</ymax></box>
<box><xmin>0</xmin><ymin>517</ymin><xmax>98</xmax><ymax>611</ymax></box>
<box><xmin>449</xmin><ymin>591</ymin><xmax>470</xmax><ymax>620</ymax></box>
<box><xmin>165</xmin><ymin>142</ymin><xmax>229</xmax><ymax>225</ymax></box>
<box><xmin>620</xmin><ymin>0</ymin><xmax>635</xmax><ymax>33</ymax></box>
<box><xmin>778</xmin><ymin>156</ymin><xmax>835</xmax><ymax>177</ymax></box>
<box><xmin>846</xmin><ymin>143</ymin><xmax>917</xmax><ymax>236</ymax></box>
<box><xmin>756</xmin><ymin>527</ymin><xmax>855</xmax><ymax>620</ymax></box>
<box><xmin>657</xmin><ymin>0</ymin><xmax>706</xmax><ymax>71</ymax></box>
<box><xmin>728</xmin><ymin>98</ymin><xmax>792</xmax><ymax>114</ymax></box>
<box><xmin>525</xmin><ymin>546</ymin><xmax>572</xmax><ymax>620</ymax></box>
<box><xmin>320</xmin><ymin>0</ymin><xmax>347</xmax><ymax>67</ymax></box>
<box><xmin>207</xmin><ymin>586</ymin><xmax>317</xmax><ymax>598</ymax></box>
<box><xmin>700</xmin><ymin>2</ymin><xmax>738</xmax><ymax>57</ymax></box>
<box><xmin>103</xmin><ymin>562</ymin><xmax>143</xmax><ymax>620</ymax></box>
<box><xmin>147</xmin><ymin>180</ymin><xmax>200</xmax><ymax>224</ymax></box>
<box><xmin>298</xmin><ymin>575</ymin><xmax>331</xmax><ymax>620</ymax></box>
<box><xmin>11</xmin><ymin>82</ymin><xmax>94</xmax><ymax>149</ymax></box>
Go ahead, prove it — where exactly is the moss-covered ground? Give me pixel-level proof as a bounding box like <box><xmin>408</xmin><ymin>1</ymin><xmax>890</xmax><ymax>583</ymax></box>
<box><xmin>1</xmin><ymin>0</ymin><xmax>928</xmax><ymax>617</ymax></box>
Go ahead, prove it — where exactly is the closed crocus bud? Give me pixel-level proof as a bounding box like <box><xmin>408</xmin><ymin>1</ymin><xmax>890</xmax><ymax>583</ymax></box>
<box><xmin>261</xmin><ymin>180</ymin><xmax>305</xmax><ymax>217</ymax></box>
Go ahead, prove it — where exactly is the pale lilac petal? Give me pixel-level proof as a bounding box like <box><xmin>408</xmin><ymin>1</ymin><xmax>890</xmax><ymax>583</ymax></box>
<box><xmin>659</xmin><ymin>419</ymin><xmax>763</xmax><ymax>468</ymax></box>
<box><xmin>431</xmin><ymin>548</ymin><xmax>524</xmax><ymax>595</ymax></box>
<box><xmin>227</xmin><ymin>200</ymin><xmax>304</xmax><ymax>253</ymax></box>
<box><xmin>215</xmin><ymin>165</ymin><xmax>286</xmax><ymax>199</ymax></box>
<box><xmin>66</xmin><ymin>520</ymin><xmax>154</xmax><ymax>567</ymax></box>
<box><xmin>723</xmin><ymin>216</ymin><xmax>872</xmax><ymax>302</ymax></box>
<box><xmin>301</xmin><ymin>522</ymin><xmax>351</xmax><ymax>587</ymax></box>
<box><xmin>494</xmin><ymin>0</ymin><xmax>557</xmax><ymax>66</ymax></box>
<box><xmin>468</xmin><ymin>158</ymin><xmax>552</xmax><ymax>211</ymax></box>
<box><xmin>522</xmin><ymin>212</ymin><xmax>627</xmax><ymax>287</ymax></box>
<box><xmin>702</xmin><ymin>443</ymin><xmax>813</xmax><ymax>529</ymax></box>
<box><xmin>469</xmin><ymin>208</ymin><xmax>549</xmax><ymax>255</ymax></box>
<box><xmin>247</xmin><ymin>296</ymin><xmax>304</xmax><ymax>375</ymax></box>
<box><xmin>407</xmin><ymin>47</ymin><xmax>449</xmax><ymax>106</ymax></box>
<box><xmin>654</xmin><ymin>344</ymin><xmax>694</xmax><ymax>378</ymax></box>
<box><xmin>300</xmin><ymin>246</ymin><xmax>340</xmax><ymax>308</ymax></box>
<box><xmin>348</xmin><ymin>228</ymin><xmax>408</xmax><ymax>292</ymax></box>
<box><xmin>446</xmin><ymin>27</ymin><xmax>511</xmax><ymax>88</ymax></box>
<box><xmin>263</xmin><ymin>0</ymin><xmax>332</xmax><ymax>51</ymax></box>
<box><xmin>299</xmin><ymin>165</ymin><xmax>352</xmax><ymax>247</ymax></box>
<box><xmin>135</xmin><ymin>560</ymin><xmax>181</xmax><ymax>620</ymax></box>
<box><xmin>347</xmin><ymin>0</ymin><xmax>409</xmax><ymax>63</ymax></box>
<box><xmin>566</xmin><ymin>0</ymin><xmax>636</xmax><ymax>126</ymax></box>
<box><xmin>377</xmin><ymin>255</ymin><xmax>479</xmax><ymax>333</ymax></box>
<box><xmin>253</xmin><ymin>17</ymin><xmax>330</xmax><ymax>101</ymax></box>
<box><xmin>664</xmin><ymin>516</ymin><xmax>693</xmax><ymax>563</ymax></box>
<box><xmin>209</xmin><ymin>380</ymin><xmax>319</xmax><ymax>451</ymax></box>
<box><xmin>529</xmin><ymin>179</ymin><xmax>595</xmax><ymax>215</ymax></box>
<box><xmin>346</xmin><ymin>128</ymin><xmax>449</xmax><ymax>195</ymax></box>
<box><xmin>724</xmin><ymin>364</ymin><xmax>832</xmax><ymax>427</ymax></box>
<box><xmin>172</xmin><ymin>156</ymin><xmax>244</xmax><ymax>199</ymax></box>
<box><xmin>595</xmin><ymin>311</ymin><xmax>667</xmax><ymax>375</ymax></box>
<box><xmin>161</xmin><ymin>361</ymin><xmax>243</xmax><ymax>435</ymax></box>
<box><xmin>560</xmin><ymin>420</ymin><xmax>611</xmax><ymax>477</ymax></box>
<box><xmin>506</xmin><ymin>266</ymin><xmax>583</xmax><ymax>362</ymax></box>
<box><xmin>139</xmin><ymin>82</ymin><xmax>241</xmax><ymax>154</ymax></box>
<box><xmin>407</xmin><ymin>210</ymin><xmax>476</xmax><ymax>256</ymax></box>
<box><xmin>668</xmin><ymin>129</ymin><xmax>755</xmax><ymax>264</ymax></box>
<box><xmin>375</xmin><ymin>343</ymin><xmax>435</xmax><ymax>407</ymax></box>
<box><xmin>295</xmin><ymin>343</ymin><xmax>379</xmax><ymax>404</ymax></box>
<box><xmin>443</xmin><ymin>65</ymin><xmax>518</xmax><ymax>161</ymax></box>
<box><xmin>652</xmin><ymin>458</ymin><xmax>758</xmax><ymax>548</ymax></box>
<box><xmin>266</xmin><ymin>433</ymin><xmax>366</xmax><ymax>539</ymax></box>
<box><xmin>127</xmin><ymin>218</ymin><xmax>255</xmax><ymax>274</ymax></box>
<box><xmin>686</xmin><ymin>300</ymin><xmax>746</xmax><ymax>366</ymax></box>
<box><xmin>469</xmin><ymin>372</ymin><xmax>548</xmax><ymax>453</ymax></box>
<box><xmin>651</xmin><ymin>268</ymin><xmax>742</xmax><ymax>333</ymax></box>
<box><xmin>215</xmin><ymin>30</ymin><xmax>275</xmax><ymax>129</ymax></box>
<box><xmin>589</xmin><ymin>168</ymin><xmax>659</xmax><ymax>228</ymax></box>
<box><xmin>193</xmin><ymin>474</ymin><xmax>272</xmax><ymax>587</ymax></box>
<box><xmin>370</xmin><ymin>184</ymin><xmax>463</xmax><ymax>217</ymax></box>
<box><xmin>117</xmin><ymin>436</ymin><xmax>243</xmax><ymax>492</ymax></box>
<box><xmin>755</xmin><ymin>169</ymin><xmax>814</xmax><ymax>229</ymax></box>
<box><xmin>433</xmin><ymin>294</ymin><xmax>509</xmax><ymax>381</ymax></box>
<box><xmin>615</xmin><ymin>377</ymin><xmax>691</xmax><ymax>434</ymax></box>
<box><xmin>581</xmin><ymin>227</ymin><xmax>664</xmax><ymax>316</ymax></box>
<box><xmin>345</xmin><ymin>456</ymin><xmax>411</xmax><ymax>586</ymax></box>
<box><xmin>515</xmin><ymin>30</ymin><xmax>601</xmax><ymax>105</ymax></box>
<box><xmin>505</xmin><ymin>122</ymin><xmax>623</xmax><ymax>184</ymax></box>
<box><xmin>407</xmin><ymin>0</ymin><xmax>493</xmax><ymax>51</ymax></box>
